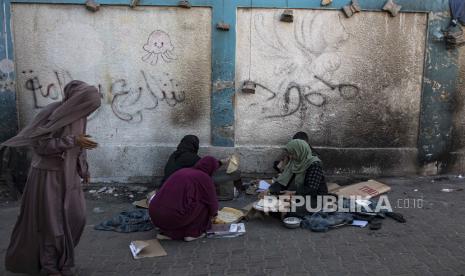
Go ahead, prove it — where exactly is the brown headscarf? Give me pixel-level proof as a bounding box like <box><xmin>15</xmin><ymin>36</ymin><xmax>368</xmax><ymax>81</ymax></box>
<box><xmin>2</xmin><ymin>80</ymin><xmax>101</xmax><ymax>147</ymax></box>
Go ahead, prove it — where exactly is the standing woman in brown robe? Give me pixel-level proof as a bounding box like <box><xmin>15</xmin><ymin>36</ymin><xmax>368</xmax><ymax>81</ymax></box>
<box><xmin>2</xmin><ymin>80</ymin><xmax>101</xmax><ymax>275</ymax></box>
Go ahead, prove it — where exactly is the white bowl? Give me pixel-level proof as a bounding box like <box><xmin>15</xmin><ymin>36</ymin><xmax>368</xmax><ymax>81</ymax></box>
<box><xmin>283</xmin><ymin>217</ymin><xmax>302</xmax><ymax>229</ymax></box>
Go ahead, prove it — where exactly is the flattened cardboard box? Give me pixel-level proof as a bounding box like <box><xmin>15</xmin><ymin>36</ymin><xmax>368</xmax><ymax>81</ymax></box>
<box><xmin>332</xmin><ymin>180</ymin><xmax>391</xmax><ymax>198</ymax></box>
<box><xmin>130</xmin><ymin>239</ymin><xmax>167</xmax><ymax>259</ymax></box>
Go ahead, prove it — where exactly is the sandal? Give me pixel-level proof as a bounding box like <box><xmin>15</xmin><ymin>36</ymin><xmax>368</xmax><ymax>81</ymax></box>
<box><xmin>386</xmin><ymin>212</ymin><xmax>406</xmax><ymax>223</ymax></box>
<box><xmin>369</xmin><ymin>219</ymin><xmax>382</xmax><ymax>230</ymax></box>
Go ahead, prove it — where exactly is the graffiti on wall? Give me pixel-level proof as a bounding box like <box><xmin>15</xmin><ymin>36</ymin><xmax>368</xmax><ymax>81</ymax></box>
<box><xmin>20</xmin><ymin>69</ymin><xmax>186</xmax><ymax>123</ymax></box>
<box><xmin>245</xmin><ymin>12</ymin><xmax>360</xmax><ymax>122</ymax></box>
<box><xmin>111</xmin><ymin>71</ymin><xmax>185</xmax><ymax>122</ymax></box>
<box><xmin>22</xmin><ymin>70</ymin><xmax>69</xmax><ymax>108</ymax></box>
<box><xmin>142</xmin><ymin>30</ymin><xmax>177</xmax><ymax>65</ymax></box>
<box><xmin>254</xmin><ymin>76</ymin><xmax>360</xmax><ymax>119</ymax></box>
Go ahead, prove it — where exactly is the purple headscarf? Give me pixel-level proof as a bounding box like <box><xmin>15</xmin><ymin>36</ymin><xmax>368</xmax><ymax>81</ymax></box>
<box><xmin>2</xmin><ymin>80</ymin><xmax>101</xmax><ymax>147</ymax></box>
<box><xmin>193</xmin><ymin>156</ymin><xmax>220</xmax><ymax>176</ymax></box>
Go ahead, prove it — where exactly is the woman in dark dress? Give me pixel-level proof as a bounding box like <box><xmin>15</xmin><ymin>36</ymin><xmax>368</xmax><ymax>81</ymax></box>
<box><xmin>149</xmin><ymin>156</ymin><xmax>220</xmax><ymax>241</ymax></box>
<box><xmin>2</xmin><ymin>80</ymin><xmax>101</xmax><ymax>275</ymax></box>
<box><xmin>160</xmin><ymin>135</ymin><xmax>200</xmax><ymax>185</ymax></box>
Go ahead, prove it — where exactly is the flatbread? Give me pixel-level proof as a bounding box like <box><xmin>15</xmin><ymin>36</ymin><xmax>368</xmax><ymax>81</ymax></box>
<box><xmin>214</xmin><ymin>207</ymin><xmax>244</xmax><ymax>224</ymax></box>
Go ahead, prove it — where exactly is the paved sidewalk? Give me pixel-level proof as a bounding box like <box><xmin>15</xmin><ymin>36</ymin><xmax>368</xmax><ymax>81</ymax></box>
<box><xmin>1</xmin><ymin>176</ymin><xmax>465</xmax><ymax>275</ymax></box>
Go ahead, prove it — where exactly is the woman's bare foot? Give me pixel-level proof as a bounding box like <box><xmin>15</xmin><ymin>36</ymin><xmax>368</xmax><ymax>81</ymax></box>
<box><xmin>156</xmin><ymin>233</ymin><xmax>172</xmax><ymax>240</ymax></box>
<box><xmin>184</xmin><ymin>233</ymin><xmax>206</xmax><ymax>242</ymax></box>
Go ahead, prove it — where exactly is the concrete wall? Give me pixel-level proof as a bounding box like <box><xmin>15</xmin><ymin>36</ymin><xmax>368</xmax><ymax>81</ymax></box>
<box><xmin>12</xmin><ymin>4</ymin><xmax>212</xmax><ymax>182</ymax></box>
<box><xmin>236</xmin><ymin>9</ymin><xmax>426</xmax><ymax>148</ymax></box>
<box><xmin>11</xmin><ymin>4</ymin><xmax>430</xmax><ymax>182</ymax></box>
<box><xmin>235</xmin><ymin>9</ymin><xmax>427</xmax><ymax>175</ymax></box>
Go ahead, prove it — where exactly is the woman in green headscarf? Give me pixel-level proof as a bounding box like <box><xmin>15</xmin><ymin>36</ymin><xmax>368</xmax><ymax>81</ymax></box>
<box><xmin>267</xmin><ymin>139</ymin><xmax>328</xmax><ymax>212</ymax></box>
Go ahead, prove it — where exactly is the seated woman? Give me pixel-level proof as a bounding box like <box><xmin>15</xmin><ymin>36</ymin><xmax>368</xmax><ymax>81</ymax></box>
<box><xmin>160</xmin><ymin>134</ymin><xmax>242</xmax><ymax>200</ymax></box>
<box><xmin>273</xmin><ymin>131</ymin><xmax>320</xmax><ymax>173</ymax></box>
<box><xmin>149</xmin><ymin>156</ymin><xmax>220</xmax><ymax>241</ymax></box>
<box><xmin>267</xmin><ymin>139</ymin><xmax>328</xmax><ymax>216</ymax></box>
<box><xmin>160</xmin><ymin>135</ymin><xmax>200</xmax><ymax>185</ymax></box>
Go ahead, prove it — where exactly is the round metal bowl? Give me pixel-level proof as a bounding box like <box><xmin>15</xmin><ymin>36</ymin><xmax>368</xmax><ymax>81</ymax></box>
<box><xmin>283</xmin><ymin>217</ymin><xmax>302</xmax><ymax>229</ymax></box>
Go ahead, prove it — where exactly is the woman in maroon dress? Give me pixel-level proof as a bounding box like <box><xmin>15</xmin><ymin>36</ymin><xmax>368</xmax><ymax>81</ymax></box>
<box><xmin>2</xmin><ymin>80</ymin><xmax>101</xmax><ymax>275</ymax></box>
<box><xmin>149</xmin><ymin>156</ymin><xmax>220</xmax><ymax>241</ymax></box>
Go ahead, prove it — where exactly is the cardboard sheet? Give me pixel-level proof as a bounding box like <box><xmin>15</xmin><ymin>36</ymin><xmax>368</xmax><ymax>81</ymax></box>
<box><xmin>332</xmin><ymin>180</ymin><xmax>391</xmax><ymax>198</ymax></box>
<box><xmin>327</xmin><ymin>182</ymin><xmax>341</xmax><ymax>192</ymax></box>
<box><xmin>132</xmin><ymin>199</ymin><xmax>148</xmax><ymax>209</ymax></box>
<box><xmin>226</xmin><ymin>154</ymin><xmax>240</xmax><ymax>174</ymax></box>
<box><xmin>132</xmin><ymin>190</ymin><xmax>156</xmax><ymax>209</ymax></box>
<box><xmin>129</xmin><ymin>239</ymin><xmax>167</xmax><ymax>259</ymax></box>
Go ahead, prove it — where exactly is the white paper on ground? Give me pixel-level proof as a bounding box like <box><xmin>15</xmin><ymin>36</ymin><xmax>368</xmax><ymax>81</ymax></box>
<box><xmin>129</xmin><ymin>239</ymin><xmax>167</xmax><ymax>259</ymax></box>
<box><xmin>218</xmin><ymin>223</ymin><xmax>246</xmax><ymax>238</ymax></box>
<box><xmin>258</xmin><ymin>180</ymin><xmax>271</xmax><ymax>190</ymax></box>
<box><xmin>236</xmin><ymin>223</ymin><xmax>246</xmax><ymax>233</ymax></box>
<box><xmin>229</xmin><ymin>223</ymin><xmax>238</xmax><ymax>232</ymax></box>
<box><xmin>229</xmin><ymin>223</ymin><xmax>246</xmax><ymax>233</ymax></box>
<box><xmin>208</xmin><ymin>223</ymin><xmax>246</xmax><ymax>238</ymax></box>
<box><xmin>130</xmin><ymin>241</ymin><xmax>147</xmax><ymax>257</ymax></box>
<box><xmin>351</xmin><ymin>220</ymin><xmax>368</xmax><ymax>228</ymax></box>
